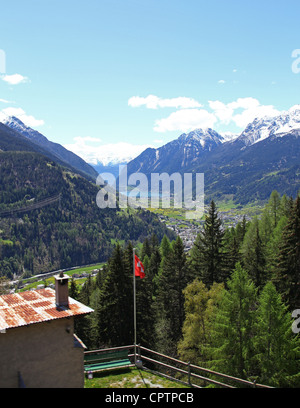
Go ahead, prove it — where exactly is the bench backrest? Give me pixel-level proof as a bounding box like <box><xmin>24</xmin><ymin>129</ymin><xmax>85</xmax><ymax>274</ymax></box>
<box><xmin>84</xmin><ymin>350</ymin><xmax>129</xmax><ymax>364</ymax></box>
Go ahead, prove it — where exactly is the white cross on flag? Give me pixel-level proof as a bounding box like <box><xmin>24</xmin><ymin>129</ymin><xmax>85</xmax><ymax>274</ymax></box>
<box><xmin>134</xmin><ymin>255</ymin><xmax>145</xmax><ymax>279</ymax></box>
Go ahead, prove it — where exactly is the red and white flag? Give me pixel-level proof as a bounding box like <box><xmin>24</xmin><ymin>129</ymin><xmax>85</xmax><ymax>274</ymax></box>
<box><xmin>135</xmin><ymin>255</ymin><xmax>145</xmax><ymax>279</ymax></box>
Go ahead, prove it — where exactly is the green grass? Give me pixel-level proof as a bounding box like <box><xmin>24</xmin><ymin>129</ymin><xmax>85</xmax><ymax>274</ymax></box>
<box><xmin>84</xmin><ymin>367</ymin><xmax>190</xmax><ymax>389</ymax></box>
<box><xmin>18</xmin><ymin>263</ymin><xmax>105</xmax><ymax>291</ymax></box>
<box><xmin>0</xmin><ymin>239</ymin><xmax>13</xmax><ymax>246</ymax></box>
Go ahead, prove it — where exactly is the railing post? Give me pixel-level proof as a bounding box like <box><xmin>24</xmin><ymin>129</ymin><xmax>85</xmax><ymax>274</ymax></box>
<box><xmin>188</xmin><ymin>361</ymin><xmax>191</xmax><ymax>386</ymax></box>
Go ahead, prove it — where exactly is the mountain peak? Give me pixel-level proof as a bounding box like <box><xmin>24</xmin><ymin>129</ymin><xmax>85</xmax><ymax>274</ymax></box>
<box><xmin>178</xmin><ymin>128</ymin><xmax>224</xmax><ymax>148</ymax></box>
<box><xmin>0</xmin><ymin>115</ymin><xmax>98</xmax><ymax>180</ymax></box>
<box><xmin>238</xmin><ymin>107</ymin><xmax>300</xmax><ymax>146</ymax></box>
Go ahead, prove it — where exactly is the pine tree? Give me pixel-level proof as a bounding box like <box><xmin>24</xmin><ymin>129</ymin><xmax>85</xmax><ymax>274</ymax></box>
<box><xmin>275</xmin><ymin>197</ymin><xmax>300</xmax><ymax>310</ymax></box>
<box><xmin>241</xmin><ymin>219</ymin><xmax>267</xmax><ymax>290</ymax></box>
<box><xmin>267</xmin><ymin>190</ymin><xmax>281</xmax><ymax>228</ymax></box>
<box><xmin>178</xmin><ymin>279</ymin><xmax>225</xmax><ymax>367</ymax></box>
<box><xmin>141</xmin><ymin>238</ymin><xmax>151</xmax><ymax>260</ymax></box>
<box><xmin>223</xmin><ymin>228</ymin><xmax>241</xmax><ymax>273</ymax></box>
<box><xmin>135</xmin><ymin>254</ymin><xmax>156</xmax><ymax>348</ymax></box>
<box><xmin>265</xmin><ymin>215</ymin><xmax>288</xmax><ymax>279</ymax></box>
<box><xmin>69</xmin><ymin>276</ymin><xmax>79</xmax><ymax>300</ymax></box>
<box><xmin>95</xmin><ymin>243</ymin><xmax>133</xmax><ymax>347</ymax></box>
<box><xmin>209</xmin><ymin>263</ymin><xmax>257</xmax><ymax>380</ymax></box>
<box><xmin>160</xmin><ymin>234</ymin><xmax>171</xmax><ymax>258</ymax></box>
<box><xmin>155</xmin><ymin>236</ymin><xmax>190</xmax><ymax>356</ymax></box>
<box><xmin>189</xmin><ymin>200</ymin><xmax>226</xmax><ymax>286</ymax></box>
<box><xmin>254</xmin><ymin>281</ymin><xmax>300</xmax><ymax>387</ymax></box>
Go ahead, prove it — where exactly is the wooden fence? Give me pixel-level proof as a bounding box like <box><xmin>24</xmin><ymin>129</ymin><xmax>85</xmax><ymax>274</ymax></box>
<box><xmin>84</xmin><ymin>345</ymin><xmax>273</xmax><ymax>389</ymax></box>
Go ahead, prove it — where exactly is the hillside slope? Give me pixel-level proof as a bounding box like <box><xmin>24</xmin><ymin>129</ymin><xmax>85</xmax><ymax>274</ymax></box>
<box><xmin>0</xmin><ymin>118</ymin><xmax>98</xmax><ymax>181</ymax></box>
<box><xmin>0</xmin><ymin>151</ymin><xmax>175</xmax><ymax>279</ymax></box>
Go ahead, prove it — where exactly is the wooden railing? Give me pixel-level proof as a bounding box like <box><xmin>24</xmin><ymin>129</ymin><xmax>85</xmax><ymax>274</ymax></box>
<box><xmin>136</xmin><ymin>345</ymin><xmax>273</xmax><ymax>388</ymax></box>
<box><xmin>84</xmin><ymin>344</ymin><xmax>273</xmax><ymax>389</ymax></box>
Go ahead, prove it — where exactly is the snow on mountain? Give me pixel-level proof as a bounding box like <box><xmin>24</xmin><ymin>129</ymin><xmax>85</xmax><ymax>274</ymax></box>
<box><xmin>0</xmin><ymin>115</ymin><xmax>98</xmax><ymax>180</ymax></box>
<box><xmin>178</xmin><ymin>128</ymin><xmax>224</xmax><ymax>147</ymax></box>
<box><xmin>1</xmin><ymin>115</ymin><xmax>50</xmax><ymax>145</ymax></box>
<box><xmin>237</xmin><ymin>105</ymin><xmax>300</xmax><ymax>146</ymax></box>
<box><xmin>219</xmin><ymin>131</ymin><xmax>240</xmax><ymax>143</ymax></box>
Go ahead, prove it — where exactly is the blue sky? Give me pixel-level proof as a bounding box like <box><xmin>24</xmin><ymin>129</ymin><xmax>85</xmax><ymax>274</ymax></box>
<box><xmin>0</xmin><ymin>0</ymin><xmax>299</xmax><ymax>165</ymax></box>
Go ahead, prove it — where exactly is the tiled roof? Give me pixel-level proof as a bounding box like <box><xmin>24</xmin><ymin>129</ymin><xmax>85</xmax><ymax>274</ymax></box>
<box><xmin>0</xmin><ymin>288</ymin><xmax>94</xmax><ymax>331</ymax></box>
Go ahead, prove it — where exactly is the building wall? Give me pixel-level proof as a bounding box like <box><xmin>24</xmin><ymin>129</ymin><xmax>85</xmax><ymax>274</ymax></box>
<box><xmin>0</xmin><ymin>317</ymin><xmax>85</xmax><ymax>388</ymax></box>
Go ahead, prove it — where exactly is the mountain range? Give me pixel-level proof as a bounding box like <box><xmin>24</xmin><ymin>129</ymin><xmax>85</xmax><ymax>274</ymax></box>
<box><xmin>1</xmin><ymin>106</ymin><xmax>300</xmax><ymax>205</ymax></box>
<box><xmin>0</xmin><ymin>116</ymin><xmax>98</xmax><ymax>181</ymax></box>
<box><xmin>126</xmin><ymin>106</ymin><xmax>300</xmax><ymax>204</ymax></box>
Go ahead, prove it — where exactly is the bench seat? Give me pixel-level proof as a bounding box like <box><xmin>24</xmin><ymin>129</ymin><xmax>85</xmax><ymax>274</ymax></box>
<box><xmin>84</xmin><ymin>349</ymin><xmax>133</xmax><ymax>373</ymax></box>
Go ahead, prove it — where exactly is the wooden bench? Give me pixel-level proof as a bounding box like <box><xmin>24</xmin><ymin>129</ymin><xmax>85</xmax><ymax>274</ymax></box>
<box><xmin>84</xmin><ymin>349</ymin><xmax>133</xmax><ymax>373</ymax></box>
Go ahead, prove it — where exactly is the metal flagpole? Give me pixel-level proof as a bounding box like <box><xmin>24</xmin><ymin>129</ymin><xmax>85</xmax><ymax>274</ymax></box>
<box><xmin>133</xmin><ymin>247</ymin><xmax>137</xmax><ymax>365</ymax></box>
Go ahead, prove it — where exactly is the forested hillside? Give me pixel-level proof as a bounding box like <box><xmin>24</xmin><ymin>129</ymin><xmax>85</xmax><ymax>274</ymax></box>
<box><xmin>75</xmin><ymin>191</ymin><xmax>300</xmax><ymax>388</ymax></box>
<box><xmin>0</xmin><ymin>151</ymin><xmax>175</xmax><ymax>279</ymax></box>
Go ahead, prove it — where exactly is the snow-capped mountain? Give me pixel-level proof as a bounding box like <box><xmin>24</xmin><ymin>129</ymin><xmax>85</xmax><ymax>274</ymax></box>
<box><xmin>237</xmin><ymin>105</ymin><xmax>300</xmax><ymax>146</ymax></box>
<box><xmin>126</xmin><ymin>128</ymin><xmax>224</xmax><ymax>176</ymax></box>
<box><xmin>178</xmin><ymin>128</ymin><xmax>225</xmax><ymax>147</ymax></box>
<box><xmin>125</xmin><ymin>107</ymin><xmax>300</xmax><ymax>203</ymax></box>
<box><xmin>0</xmin><ymin>116</ymin><xmax>98</xmax><ymax>180</ymax></box>
<box><xmin>2</xmin><ymin>115</ymin><xmax>49</xmax><ymax>144</ymax></box>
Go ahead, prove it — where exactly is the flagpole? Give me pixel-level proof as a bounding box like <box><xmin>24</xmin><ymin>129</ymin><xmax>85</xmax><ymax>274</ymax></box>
<box><xmin>133</xmin><ymin>247</ymin><xmax>137</xmax><ymax>365</ymax></box>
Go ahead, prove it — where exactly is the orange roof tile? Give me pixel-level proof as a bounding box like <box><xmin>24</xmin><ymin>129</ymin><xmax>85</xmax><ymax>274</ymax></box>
<box><xmin>0</xmin><ymin>288</ymin><xmax>93</xmax><ymax>331</ymax></box>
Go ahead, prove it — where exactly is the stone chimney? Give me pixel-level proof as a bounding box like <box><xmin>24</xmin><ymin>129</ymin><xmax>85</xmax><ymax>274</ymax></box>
<box><xmin>55</xmin><ymin>271</ymin><xmax>69</xmax><ymax>308</ymax></box>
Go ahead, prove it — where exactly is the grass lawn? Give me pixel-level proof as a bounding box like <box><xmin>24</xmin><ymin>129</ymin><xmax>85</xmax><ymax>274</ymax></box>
<box><xmin>19</xmin><ymin>262</ymin><xmax>105</xmax><ymax>291</ymax></box>
<box><xmin>85</xmin><ymin>367</ymin><xmax>190</xmax><ymax>389</ymax></box>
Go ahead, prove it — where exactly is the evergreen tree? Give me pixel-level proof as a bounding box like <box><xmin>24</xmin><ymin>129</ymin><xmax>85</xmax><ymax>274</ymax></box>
<box><xmin>254</xmin><ymin>281</ymin><xmax>300</xmax><ymax>387</ymax></box>
<box><xmin>155</xmin><ymin>236</ymin><xmax>190</xmax><ymax>356</ymax></box>
<box><xmin>266</xmin><ymin>190</ymin><xmax>281</xmax><ymax>228</ymax></box>
<box><xmin>279</xmin><ymin>194</ymin><xmax>291</xmax><ymax>218</ymax></box>
<box><xmin>148</xmin><ymin>248</ymin><xmax>161</xmax><ymax>297</ymax></box>
<box><xmin>178</xmin><ymin>279</ymin><xmax>225</xmax><ymax>367</ymax></box>
<box><xmin>223</xmin><ymin>228</ymin><xmax>241</xmax><ymax>273</ymax></box>
<box><xmin>94</xmin><ymin>243</ymin><xmax>133</xmax><ymax>347</ymax></box>
<box><xmin>150</xmin><ymin>233</ymin><xmax>159</xmax><ymax>252</ymax></box>
<box><xmin>160</xmin><ymin>234</ymin><xmax>171</xmax><ymax>258</ymax></box>
<box><xmin>135</xmin><ymin>253</ymin><xmax>156</xmax><ymax>348</ymax></box>
<box><xmin>141</xmin><ymin>238</ymin><xmax>151</xmax><ymax>260</ymax></box>
<box><xmin>241</xmin><ymin>219</ymin><xmax>267</xmax><ymax>289</ymax></box>
<box><xmin>265</xmin><ymin>216</ymin><xmax>288</xmax><ymax>278</ymax></box>
<box><xmin>275</xmin><ymin>197</ymin><xmax>300</xmax><ymax>310</ymax></box>
<box><xmin>209</xmin><ymin>263</ymin><xmax>257</xmax><ymax>380</ymax></box>
<box><xmin>189</xmin><ymin>200</ymin><xmax>226</xmax><ymax>287</ymax></box>
<box><xmin>69</xmin><ymin>276</ymin><xmax>79</xmax><ymax>300</ymax></box>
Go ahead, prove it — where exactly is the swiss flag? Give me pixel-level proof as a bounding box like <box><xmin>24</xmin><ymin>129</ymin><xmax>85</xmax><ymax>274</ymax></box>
<box><xmin>135</xmin><ymin>255</ymin><xmax>145</xmax><ymax>279</ymax></box>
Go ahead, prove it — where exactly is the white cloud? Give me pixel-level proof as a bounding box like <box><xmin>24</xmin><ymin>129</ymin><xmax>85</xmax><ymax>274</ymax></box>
<box><xmin>128</xmin><ymin>94</ymin><xmax>284</xmax><ymax>137</ymax></box>
<box><xmin>0</xmin><ymin>107</ymin><xmax>44</xmax><ymax>127</ymax></box>
<box><xmin>73</xmin><ymin>136</ymin><xmax>102</xmax><ymax>143</ymax></box>
<box><xmin>0</xmin><ymin>98</ymin><xmax>11</xmax><ymax>103</ymax></box>
<box><xmin>64</xmin><ymin>139</ymin><xmax>152</xmax><ymax>166</ymax></box>
<box><xmin>154</xmin><ymin>109</ymin><xmax>217</xmax><ymax>133</ymax></box>
<box><xmin>288</xmin><ymin>104</ymin><xmax>300</xmax><ymax>113</ymax></box>
<box><xmin>1</xmin><ymin>73</ymin><xmax>29</xmax><ymax>85</ymax></box>
<box><xmin>218</xmin><ymin>79</ymin><xmax>226</xmax><ymax>84</ymax></box>
<box><xmin>128</xmin><ymin>95</ymin><xmax>202</xmax><ymax>109</ymax></box>
<box><xmin>209</xmin><ymin>97</ymin><xmax>281</xmax><ymax>129</ymax></box>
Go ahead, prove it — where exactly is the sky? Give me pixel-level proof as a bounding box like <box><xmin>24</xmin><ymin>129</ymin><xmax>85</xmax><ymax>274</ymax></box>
<box><xmin>0</xmin><ymin>0</ymin><xmax>300</xmax><ymax>165</ymax></box>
